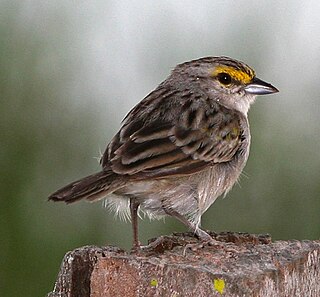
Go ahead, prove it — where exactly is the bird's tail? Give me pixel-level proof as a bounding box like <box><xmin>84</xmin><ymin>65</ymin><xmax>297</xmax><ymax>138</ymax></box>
<box><xmin>48</xmin><ymin>170</ymin><xmax>123</xmax><ymax>204</ymax></box>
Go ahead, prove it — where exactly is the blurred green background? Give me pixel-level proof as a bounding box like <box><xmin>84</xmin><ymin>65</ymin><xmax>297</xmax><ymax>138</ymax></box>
<box><xmin>1</xmin><ymin>1</ymin><xmax>320</xmax><ymax>296</ymax></box>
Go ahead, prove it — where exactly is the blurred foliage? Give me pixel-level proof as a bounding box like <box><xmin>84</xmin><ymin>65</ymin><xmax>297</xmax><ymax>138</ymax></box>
<box><xmin>1</xmin><ymin>1</ymin><xmax>320</xmax><ymax>296</ymax></box>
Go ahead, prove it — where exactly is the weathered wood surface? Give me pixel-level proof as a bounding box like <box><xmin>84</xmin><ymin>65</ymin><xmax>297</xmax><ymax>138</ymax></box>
<box><xmin>47</xmin><ymin>232</ymin><xmax>320</xmax><ymax>297</ymax></box>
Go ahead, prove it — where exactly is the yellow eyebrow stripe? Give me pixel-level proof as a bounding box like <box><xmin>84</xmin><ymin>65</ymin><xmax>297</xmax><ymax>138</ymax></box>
<box><xmin>212</xmin><ymin>66</ymin><xmax>254</xmax><ymax>84</ymax></box>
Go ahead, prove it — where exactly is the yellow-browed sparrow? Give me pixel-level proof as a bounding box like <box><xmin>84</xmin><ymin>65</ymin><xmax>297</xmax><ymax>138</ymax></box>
<box><xmin>49</xmin><ymin>56</ymin><xmax>278</xmax><ymax>249</ymax></box>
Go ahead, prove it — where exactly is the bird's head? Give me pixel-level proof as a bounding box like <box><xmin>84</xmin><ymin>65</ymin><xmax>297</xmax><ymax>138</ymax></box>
<box><xmin>172</xmin><ymin>56</ymin><xmax>279</xmax><ymax>114</ymax></box>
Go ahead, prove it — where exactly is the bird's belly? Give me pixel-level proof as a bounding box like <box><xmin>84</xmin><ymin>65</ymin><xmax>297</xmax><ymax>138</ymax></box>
<box><xmin>114</xmin><ymin>178</ymin><xmax>199</xmax><ymax>220</ymax></box>
<box><xmin>104</xmin><ymin>157</ymin><xmax>246</xmax><ymax>225</ymax></box>
<box><xmin>196</xmin><ymin>163</ymin><xmax>243</xmax><ymax>215</ymax></box>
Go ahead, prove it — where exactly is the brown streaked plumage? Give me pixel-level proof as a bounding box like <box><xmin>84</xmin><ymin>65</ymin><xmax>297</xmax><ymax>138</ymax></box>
<box><xmin>49</xmin><ymin>56</ymin><xmax>278</xmax><ymax>248</ymax></box>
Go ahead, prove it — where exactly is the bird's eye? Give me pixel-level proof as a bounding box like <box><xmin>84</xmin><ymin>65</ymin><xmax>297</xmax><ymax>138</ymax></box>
<box><xmin>217</xmin><ymin>72</ymin><xmax>232</xmax><ymax>85</ymax></box>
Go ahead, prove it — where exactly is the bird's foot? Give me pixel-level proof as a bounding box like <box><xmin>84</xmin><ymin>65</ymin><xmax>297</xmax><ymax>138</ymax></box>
<box><xmin>182</xmin><ymin>229</ymin><xmax>227</xmax><ymax>256</ymax></box>
<box><xmin>130</xmin><ymin>240</ymin><xmax>142</xmax><ymax>254</ymax></box>
<box><xmin>182</xmin><ymin>237</ymin><xmax>224</xmax><ymax>256</ymax></box>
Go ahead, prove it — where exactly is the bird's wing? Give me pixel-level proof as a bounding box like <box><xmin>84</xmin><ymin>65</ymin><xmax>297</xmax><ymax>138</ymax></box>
<box><xmin>101</xmin><ymin>89</ymin><xmax>246</xmax><ymax>179</ymax></box>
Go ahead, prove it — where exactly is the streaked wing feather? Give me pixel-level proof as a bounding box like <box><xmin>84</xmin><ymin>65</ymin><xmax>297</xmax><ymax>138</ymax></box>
<box><xmin>114</xmin><ymin>138</ymin><xmax>177</xmax><ymax>165</ymax></box>
<box><xmin>130</xmin><ymin>122</ymin><xmax>172</xmax><ymax>142</ymax></box>
<box><xmin>111</xmin><ymin>148</ymin><xmax>187</xmax><ymax>175</ymax></box>
<box><xmin>102</xmin><ymin>88</ymin><xmax>244</xmax><ymax>179</ymax></box>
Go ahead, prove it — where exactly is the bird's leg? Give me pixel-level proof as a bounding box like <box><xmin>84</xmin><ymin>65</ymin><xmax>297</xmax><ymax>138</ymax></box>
<box><xmin>195</xmin><ymin>227</ymin><xmax>214</xmax><ymax>241</ymax></box>
<box><xmin>164</xmin><ymin>208</ymin><xmax>222</xmax><ymax>254</ymax></box>
<box><xmin>130</xmin><ymin>197</ymin><xmax>141</xmax><ymax>250</ymax></box>
<box><xmin>163</xmin><ymin>208</ymin><xmax>211</xmax><ymax>239</ymax></box>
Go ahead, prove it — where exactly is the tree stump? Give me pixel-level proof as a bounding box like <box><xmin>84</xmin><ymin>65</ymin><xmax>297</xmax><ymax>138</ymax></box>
<box><xmin>47</xmin><ymin>232</ymin><xmax>320</xmax><ymax>297</ymax></box>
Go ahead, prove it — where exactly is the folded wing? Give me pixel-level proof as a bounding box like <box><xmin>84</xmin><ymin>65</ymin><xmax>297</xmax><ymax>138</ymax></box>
<box><xmin>101</xmin><ymin>88</ymin><xmax>245</xmax><ymax>179</ymax></box>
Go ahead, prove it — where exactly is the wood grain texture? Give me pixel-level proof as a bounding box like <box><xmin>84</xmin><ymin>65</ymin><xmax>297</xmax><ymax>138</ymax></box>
<box><xmin>47</xmin><ymin>232</ymin><xmax>320</xmax><ymax>297</ymax></box>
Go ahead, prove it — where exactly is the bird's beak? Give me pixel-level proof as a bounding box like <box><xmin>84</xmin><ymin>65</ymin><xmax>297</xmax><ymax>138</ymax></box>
<box><xmin>244</xmin><ymin>77</ymin><xmax>279</xmax><ymax>95</ymax></box>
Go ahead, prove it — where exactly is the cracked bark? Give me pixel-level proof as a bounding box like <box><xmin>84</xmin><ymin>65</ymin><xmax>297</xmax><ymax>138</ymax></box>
<box><xmin>47</xmin><ymin>232</ymin><xmax>320</xmax><ymax>297</ymax></box>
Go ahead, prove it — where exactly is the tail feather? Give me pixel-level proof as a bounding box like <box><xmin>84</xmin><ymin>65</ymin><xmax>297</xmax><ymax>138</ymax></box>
<box><xmin>48</xmin><ymin>171</ymin><xmax>122</xmax><ymax>204</ymax></box>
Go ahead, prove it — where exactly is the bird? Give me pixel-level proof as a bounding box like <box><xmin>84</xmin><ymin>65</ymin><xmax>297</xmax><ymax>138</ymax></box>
<box><xmin>49</xmin><ymin>56</ymin><xmax>278</xmax><ymax>249</ymax></box>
